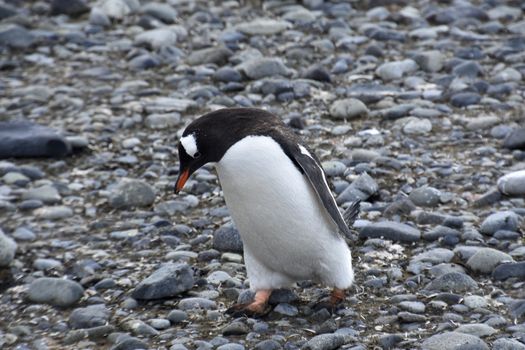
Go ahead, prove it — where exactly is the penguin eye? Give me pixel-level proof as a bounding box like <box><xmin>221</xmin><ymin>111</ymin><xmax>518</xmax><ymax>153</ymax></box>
<box><xmin>194</xmin><ymin>152</ymin><xmax>201</xmax><ymax>159</ymax></box>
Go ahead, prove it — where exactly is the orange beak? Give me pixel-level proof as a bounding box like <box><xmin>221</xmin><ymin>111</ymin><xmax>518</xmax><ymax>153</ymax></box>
<box><xmin>175</xmin><ymin>168</ymin><xmax>190</xmax><ymax>194</ymax></box>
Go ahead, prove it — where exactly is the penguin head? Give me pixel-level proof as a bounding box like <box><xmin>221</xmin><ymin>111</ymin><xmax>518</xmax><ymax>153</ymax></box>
<box><xmin>175</xmin><ymin>131</ymin><xmax>218</xmax><ymax>193</ymax></box>
<box><xmin>174</xmin><ymin>107</ymin><xmax>286</xmax><ymax>193</ymax></box>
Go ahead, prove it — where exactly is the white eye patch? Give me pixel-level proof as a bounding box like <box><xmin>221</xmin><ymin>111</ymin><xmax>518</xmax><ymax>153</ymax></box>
<box><xmin>180</xmin><ymin>133</ymin><xmax>199</xmax><ymax>158</ymax></box>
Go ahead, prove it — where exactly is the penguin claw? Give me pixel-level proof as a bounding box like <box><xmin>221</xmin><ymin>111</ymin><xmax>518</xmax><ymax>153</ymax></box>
<box><xmin>226</xmin><ymin>303</ymin><xmax>272</xmax><ymax>318</ymax></box>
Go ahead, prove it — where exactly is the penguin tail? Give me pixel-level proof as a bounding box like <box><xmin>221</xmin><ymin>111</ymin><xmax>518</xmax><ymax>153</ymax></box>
<box><xmin>343</xmin><ymin>200</ymin><xmax>360</xmax><ymax>228</ymax></box>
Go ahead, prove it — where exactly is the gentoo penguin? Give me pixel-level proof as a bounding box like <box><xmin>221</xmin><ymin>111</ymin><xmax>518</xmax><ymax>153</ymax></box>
<box><xmin>175</xmin><ymin>108</ymin><xmax>359</xmax><ymax>315</ymax></box>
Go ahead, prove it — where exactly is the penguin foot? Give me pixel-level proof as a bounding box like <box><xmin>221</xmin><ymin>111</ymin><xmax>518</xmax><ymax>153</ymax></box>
<box><xmin>312</xmin><ymin>288</ymin><xmax>346</xmax><ymax>313</ymax></box>
<box><xmin>226</xmin><ymin>302</ymin><xmax>272</xmax><ymax>317</ymax></box>
<box><xmin>226</xmin><ymin>289</ymin><xmax>272</xmax><ymax>318</ymax></box>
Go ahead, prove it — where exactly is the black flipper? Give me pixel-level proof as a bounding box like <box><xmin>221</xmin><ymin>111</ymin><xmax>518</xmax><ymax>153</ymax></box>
<box><xmin>291</xmin><ymin>145</ymin><xmax>360</xmax><ymax>239</ymax></box>
<box><xmin>343</xmin><ymin>199</ymin><xmax>361</xmax><ymax>227</ymax></box>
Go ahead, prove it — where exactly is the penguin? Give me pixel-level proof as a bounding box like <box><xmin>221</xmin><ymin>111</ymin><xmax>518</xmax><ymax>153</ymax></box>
<box><xmin>175</xmin><ymin>107</ymin><xmax>360</xmax><ymax>316</ymax></box>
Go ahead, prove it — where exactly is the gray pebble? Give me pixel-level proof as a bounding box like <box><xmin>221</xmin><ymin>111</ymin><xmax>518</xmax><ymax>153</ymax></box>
<box><xmin>455</xmin><ymin>323</ymin><xmax>497</xmax><ymax>337</ymax></box>
<box><xmin>178</xmin><ymin>297</ymin><xmax>217</xmax><ymax>311</ymax></box>
<box><xmin>359</xmin><ymin>221</ymin><xmax>421</xmax><ymax>242</ymax></box>
<box><xmin>421</xmin><ymin>332</ymin><xmax>488</xmax><ymax>350</ymax></box>
<box><xmin>409</xmin><ymin>186</ymin><xmax>441</xmax><ymax>207</ymax></box>
<box><xmin>132</xmin><ymin>263</ymin><xmax>193</xmax><ymax>300</ymax></box>
<box><xmin>109</xmin><ymin>179</ymin><xmax>156</xmax><ymax>209</ymax></box>
<box><xmin>480</xmin><ymin>211</ymin><xmax>519</xmax><ymax>235</ymax></box>
<box><xmin>0</xmin><ymin>228</ymin><xmax>17</xmax><ymax>266</ymax></box>
<box><xmin>425</xmin><ymin>272</ymin><xmax>478</xmax><ymax>293</ymax></box>
<box><xmin>222</xmin><ymin>321</ymin><xmax>250</xmax><ymax>336</ymax></box>
<box><xmin>301</xmin><ymin>333</ymin><xmax>345</xmax><ymax>350</ymax></box>
<box><xmin>498</xmin><ymin>170</ymin><xmax>525</xmax><ymax>196</ymax></box>
<box><xmin>168</xmin><ymin>310</ymin><xmax>188</xmax><ymax>323</ymax></box>
<box><xmin>329</xmin><ymin>98</ymin><xmax>368</xmax><ymax>120</ymax></box>
<box><xmin>466</xmin><ymin>248</ymin><xmax>514</xmax><ymax>274</ymax></box>
<box><xmin>69</xmin><ymin>304</ymin><xmax>110</xmax><ymax>329</ymax></box>
<box><xmin>27</xmin><ymin>277</ymin><xmax>84</xmax><ymax>307</ymax></box>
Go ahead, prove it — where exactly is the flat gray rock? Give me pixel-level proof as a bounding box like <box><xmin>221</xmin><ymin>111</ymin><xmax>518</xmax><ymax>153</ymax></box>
<box><xmin>466</xmin><ymin>248</ymin><xmax>514</xmax><ymax>274</ymax></box>
<box><xmin>0</xmin><ymin>121</ymin><xmax>71</xmax><ymax>159</ymax></box>
<box><xmin>301</xmin><ymin>333</ymin><xmax>345</xmax><ymax>350</ymax></box>
<box><xmin>421</xmin><ymin>332</ymin><xmax>488</xmax><ymax>350</ymax></box>
<box><xmin>27</xmin><ymin>277</ymin><xmax>84</xmax><ymax>307</ymax></box>
<box><xmin>132</xmin><ymin>263</ymin><xmax>193</xmax><ymax>300</ymax></box>
<box><xmin>109</xmin><ymin>179</ymin><xmax>156</xmax><ymax>209</ymax></box>
<box><xmin>498</xmin><ymin>171</ymin><xmax>525</xmax><ymax>196</ymax></box>
<box><xmin>0</xmin><ymin>228</ymin><xmax>17</xmax><ymax>267</ymax></box>
<box><xmin>480</xmin><ymin>211</ymin><xmax>519</xmax><ymax>235</ymax></box>
<box><xmin>359</xmin><ymin>221</ymin><xmax>421</xmax><ymax>242</ymax></box>
<box><xmin>236</xmin><ymin>19</ymin><xmax>291</xmax><ymax>36</ymax></box>
<box><xmin>329</xmin><ymin>98</ymin><xmax>368</xmax><ymax>120</ymax></box>
<box><xmin>69</xmin><ymin>304</ymin><xmax>110</xmax><ymax>329</ymax></box>
<box><xmin>425</xmin><ymin>272</ymin><xmax>478</xmax><ymax>293</ymax></box>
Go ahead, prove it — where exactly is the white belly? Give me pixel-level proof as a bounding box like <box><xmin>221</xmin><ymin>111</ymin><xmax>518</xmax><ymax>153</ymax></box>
<box><xmin>215</xmin><ymin>135</ymin><xmax>353</xmax><ymax>290</ymax></box>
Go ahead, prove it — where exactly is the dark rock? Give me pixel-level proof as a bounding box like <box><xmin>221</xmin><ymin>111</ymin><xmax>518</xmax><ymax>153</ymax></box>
<box><xmin>409</xmin><ymin>186</ymin><xmax>441</xmax><ymax>207</ymax></box>
<box><xmin>214</xmin><ymin>67</ymin><xmax>242</xmax><ymax>82</ymax></box>
<box><xmin>187</xmin><ymin>46</ymin><xmax>233</xmax><ymax>66</ymax></box>
<box><xmin>0</xmin><ymin>24</ymin><xmax>36</xmax><ymax>49</ymax></box>
<box><xmin>503</xmin><ymin>128</ymin><xmax>525</xmax><ymax>150</ymax></box>
<box><xmin>132</xmin><ymin>263</ymin><xmax>194</xmax><ymax>300</ymax></box>
<box><xmin>213</xmin><ymin>224</ymin><xmax>243</xmax><ymax>253</ymax></box>
<box><xmin>378</xmin><ymin>334</ymin><xmax>403</xmax><ymax>349</ymax></box>
<box><xmin>302</xmin><ymin>333</ymin><xmax>345</xmax><ymax>350</ymax></box>
<box><xmin>254</xmin><ymin>339</ymin><xmax>283</xmax><ymax>350</ymax></box>
<box><xmin>450</xmin><ymin>92</ymin><xmax>481</xmax><ymax>107</ymax></box>
<box><xmin>452</xmin><ymin>61</ymin><xmax>484</xmax><ymax>78</ymax></box>
<box><xmin>302</xmin><ymin>66</ymin><xmax>331</xmax><ymax>82</ymax></box>
<box><xmin>0</xmin><ymin>120</ymin><xmax>71</xmax><ymax>158</ymax></box>
<box><xmin>492</xmin><ymin>262</ymin><xmax>525</xmax><ymax>281</ymax></box>
<box><xmin>480</xmin><ymin>211</ymin><xmax>519</xmax><ymax>235</ymax></box>
<box><xmin>359</xmin><ymin>221</ymin><xmax>421</xmax><ymax>242</ymax></box>
<box><xmin>111</xmin><ymin>337</ymin><xmax>149</xmax><ymax>350</ymax></box>
<box><xmin>423</xmin><ymin>226</ymin><xmax>461</xmax><ymax>241</ymax></box>
<box><xmin>69</xmin><ymin>305</ymin><xmax>110</xmax><ymax>329</ymax></box>
<box><xmin>50</xmin><ymin>0</ymin><xmax>90</xmax><ymax>17</ymax></box>
<box><xmin>336</xmin><ymin>173</ymin><xmax>378</xmax><ymax>204</ymax></box>
<box><xmin>509</xmin><ymin>300</ymin><xmax>525</xmax><ymax>320</ymax></box>
<box><xmin>222</xmin><ymin>321</ymin><xmax>250</xmax><ymax>336</ymax></box>
<box><xmin>0</xmin><ymin>2</ymin><xmax>17</xmax><ymax>20</ymax></box>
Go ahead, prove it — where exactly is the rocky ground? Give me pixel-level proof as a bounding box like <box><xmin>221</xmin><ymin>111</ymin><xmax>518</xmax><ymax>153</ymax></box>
<box><xmin>1</xmin><ymin>0</ymin><xmax>525</xmax><ymax>349</ymax></box>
